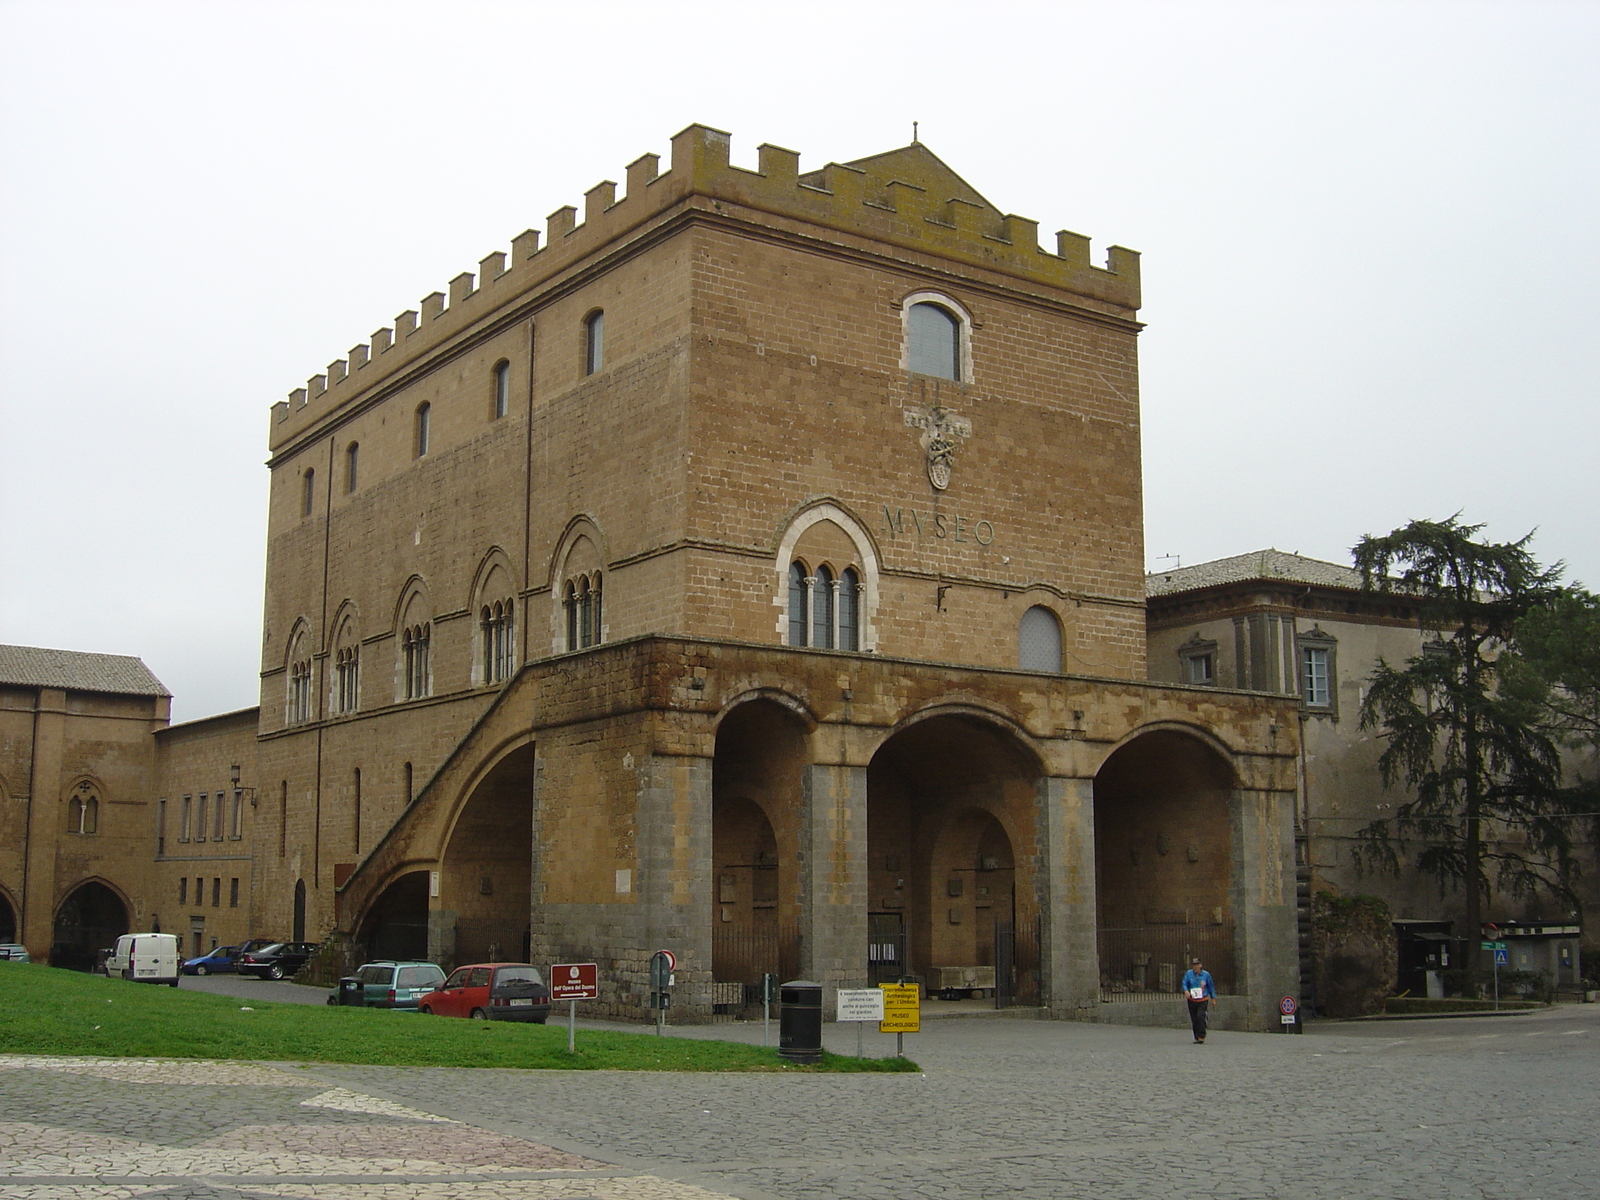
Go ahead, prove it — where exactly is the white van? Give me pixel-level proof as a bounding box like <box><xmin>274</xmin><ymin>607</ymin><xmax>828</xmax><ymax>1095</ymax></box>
<box><xmin>105</xmin><ymin>933</ymin><xmax>181</xmax><ymax>986</ymax></box>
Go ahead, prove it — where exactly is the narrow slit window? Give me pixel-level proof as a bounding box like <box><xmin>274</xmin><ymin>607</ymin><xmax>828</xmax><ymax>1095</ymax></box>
<box><xmin>415</xmin><ymin>402</ymin><xmax>431</xmax><ymax>457</ymax></box>
<box><xmin>584</xmin><ymin>311</ymin><xmax>604</xmax><ymax>376</ymax></box>
<box><xmin>492</xmin><ymin>361</ymin><xmax>510</xmax><ymax>419</ymax></box>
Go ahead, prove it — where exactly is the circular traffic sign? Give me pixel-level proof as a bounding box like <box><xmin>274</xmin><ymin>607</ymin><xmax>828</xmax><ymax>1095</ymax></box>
<box><xmin>1279</xmin><ymin>995</ymin><xmax>1298</xmax><ymax>1015</ymax></box>
<box><xmin>655</xmin><ymin>949</ymin><xmax>676</xmax><ymax>972</ymax></box>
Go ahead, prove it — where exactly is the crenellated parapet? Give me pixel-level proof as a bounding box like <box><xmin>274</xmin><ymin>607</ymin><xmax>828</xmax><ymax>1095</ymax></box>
<box><xmin>269</xmin><ymin>124</ymin><xmax>1140</xmax><ymax>452</ymax></box>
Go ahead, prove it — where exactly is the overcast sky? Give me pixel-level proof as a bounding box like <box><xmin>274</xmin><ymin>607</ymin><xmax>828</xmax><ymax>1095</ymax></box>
<box><xmin>2</xmin><ymin>0</ymin><xmax>1596</xmax><ymax>722</ymax></box>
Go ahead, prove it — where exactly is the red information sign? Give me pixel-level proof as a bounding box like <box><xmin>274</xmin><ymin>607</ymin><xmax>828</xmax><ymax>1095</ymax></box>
<box><xmin>551</xmin><ymin>962</ymin><xmax>599</xmax><ymax>1001</ymax></box>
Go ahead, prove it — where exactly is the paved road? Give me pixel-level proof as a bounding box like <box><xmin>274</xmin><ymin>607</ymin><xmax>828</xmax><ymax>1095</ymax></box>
<box><xmin>2</xmin><ymin>1003</ymin><xmax>1595</xmax><ymax>1200</ymax></box>
<box><xmin>178</xmin><ymin>972</ymin><xmax>331</xmax><ymax>1006</ymax></box>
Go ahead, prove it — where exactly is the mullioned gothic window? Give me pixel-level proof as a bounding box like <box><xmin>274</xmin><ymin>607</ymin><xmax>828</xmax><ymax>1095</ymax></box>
<box><xmin>402</xmin><ymin>624</ymin><xmax>431</xmax><ymax>699</ymax></box>
<box><xmin>481</xmin><ymin>599</ymin><xmax>516</xmax><ymax>682</ymax></box>
<box><xmin>564</xmin><ymin>574</ymin><xmax>602</xmax><ymax>650</ymax></box>
<box><xmin>787</xmin><ymin>561</ymin><xmax>862</xmax><ymax>651</ymax></box>
<box><xmin>67</xmin><ymin>782</ymin><xmax>100</xmax><ymax>835</ymax></box>
<box><xmin>335</xmin><ymin>644</ymin><xmax>359</xmax><ymax>713</ymax></box>
<box><xmin>288</xmin><ymin>657</ymin><xmax>312</xmax><ymax>725</ymax></box>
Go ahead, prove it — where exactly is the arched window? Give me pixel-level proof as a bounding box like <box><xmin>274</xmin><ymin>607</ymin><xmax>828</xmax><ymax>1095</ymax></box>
<box><xmin>68</xmin><ymin>783</ymin><xmax>100</xmax><ymax>834</ymax></box>
<box><xmin>345</xmin><ymin>442</ymin><xmax>359</xmax><ymax>493</ymax></box>
<box><xmin>335</xmin><ymin>644</ymin><xmax>359</xmax><ymax>713</ymax></box>
<box><xmin>563</xmin><ymin>574</ymin><xmax>602</xmax><ymax>650</ymax></box>
<box><xmin>492</xmin><ymin>360</ymin><xmax>511</xmax><ymax>419</ymax></box>
<box><xmin>301</xmin><ymin>468</ymin><xmax>316</xmax><ymax>518</ymax></box>
<box><xmin>414</xmin><ymin>402</ymin><xmax>431</xmax><ymax>457</ymax></box>
<box><xmin>811</xmin><ymin>564</ymin><xmax>835</xmax><ymax>649</ymax></box>
<box><xmin>838</xmin><ymin>567</ymin><xmax>860</xmax><ymax>652</ymax></box>
<box><xmin>584</xmin><ymin>311</ymin><xmax>604</xmax><ymax>376</ymax></box>
<box><xmin>1018</xmin><ymin>605</ymin><xmax>1063</xmax><ymax>672</ymax></box>
<box><xmin>908</xmin><ymin>301</ymin><xmax>961</xmax><ymax>380</ymax></box>
<box><xmin>286</xmin><ymin>626</ymin><xmax>312</xmax><ymax>725</ymax></box>
<box><xmin>481</xmin><ymin>599</ymin><xmax>516</xmax><ymax>683</ymax></box>
<box><xmin>787</xmin><ymin>562</ymin><xmax>809</xmax><ymax>647</ymax></box>
<box><xmin>782</xmin><ymin>510</ymin><xmax>871</xmax><ymax>652</ymax></box>
<box><xmin>402</xmin><ymin>623</ymin><xmax>431</xmax><ymax>699</ymax></box>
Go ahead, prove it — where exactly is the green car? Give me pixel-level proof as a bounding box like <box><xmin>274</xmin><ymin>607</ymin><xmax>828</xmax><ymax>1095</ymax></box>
<box><xmin>329</xmin><ymin>960</ymin><xmax>446</xmax><ymax>1009</ymax></box>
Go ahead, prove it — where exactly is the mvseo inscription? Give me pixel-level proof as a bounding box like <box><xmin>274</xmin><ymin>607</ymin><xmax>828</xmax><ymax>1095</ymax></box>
<box><xmin>882</xmin><ymin>505</ymin><xmax>995</xmax><ymax>546</ymax></box>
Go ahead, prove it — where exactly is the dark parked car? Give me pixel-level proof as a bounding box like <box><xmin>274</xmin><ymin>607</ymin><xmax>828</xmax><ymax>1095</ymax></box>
<box><xmin>181</xmin><ymin>946</ymin><xmax>239</xmax><ymax>975</ymax></box>
<box><xmin>418</xmin><ymin>963</ymin><xmax>550</xmax><ymax>1023</ymax></box>
<box><xmin>237</xmin><ymin>941</ymin><xmax>318</xmax><ymax>980</ymax></box>
<box><xmin>328</xmin><ymin>961</ymin><xmax>447</xmax><ymax>1009</ymax></box>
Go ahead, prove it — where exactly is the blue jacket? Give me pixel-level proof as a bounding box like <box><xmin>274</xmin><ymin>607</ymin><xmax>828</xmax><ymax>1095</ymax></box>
<box><xmin>1181</xmin><ymin>968</ymin><xmax>1215</xmax><ymax>1000</ymax></box>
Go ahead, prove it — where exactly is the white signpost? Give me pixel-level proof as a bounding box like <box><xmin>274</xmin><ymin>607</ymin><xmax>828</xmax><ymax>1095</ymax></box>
<box><xmin>837</xmin><ymin>988</ymin><xmax>886</xmax><ymax>1058</ymax></box>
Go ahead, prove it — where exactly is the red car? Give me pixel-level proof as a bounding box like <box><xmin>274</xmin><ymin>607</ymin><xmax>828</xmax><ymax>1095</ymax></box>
<box><xmin>418</xmin><ymin>962</ymin><xmax>551</xmax><ymax>1023</ymax></box>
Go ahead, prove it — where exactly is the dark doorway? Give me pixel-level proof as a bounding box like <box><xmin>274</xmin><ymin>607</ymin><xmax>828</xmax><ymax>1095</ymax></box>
<box><xmin>0</xmin><ymin>892</ymin><xmax>16</xmax><ymax>944</ymax></box>
<box><xmin>359</xmin><ymin>871</ymin><xmax>431</xmax><ymax>961</ymax></box>
<box><xmin>52</xmin><ymin>881</ymin><xmax>129</xmax><ymax>971</ymax></box>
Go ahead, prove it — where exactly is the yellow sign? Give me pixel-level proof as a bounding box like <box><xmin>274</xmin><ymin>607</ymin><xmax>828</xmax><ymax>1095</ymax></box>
<box><xmin>878</xmin><ymin>983</ymin><xmax>921</xmax><ymax>1033</ymax></box>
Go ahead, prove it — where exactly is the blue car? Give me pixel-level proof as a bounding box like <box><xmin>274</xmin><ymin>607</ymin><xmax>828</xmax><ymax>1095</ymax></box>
<box><xmin>181</xmin><ymin>945</ymin><xmax>239</xmax><ymax>975</ymax></box>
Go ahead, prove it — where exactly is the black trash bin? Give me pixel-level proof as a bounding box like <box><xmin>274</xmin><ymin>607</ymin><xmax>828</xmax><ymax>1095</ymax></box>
<box><xmin>778</xmin><ymin>979</ymin><xmax>823</xmax><ymax>1063</ymax></box>
<box><xmin>333</xmin><ymin>976</ymin><xmax>364</xmax><ymax>1006</ymax></box>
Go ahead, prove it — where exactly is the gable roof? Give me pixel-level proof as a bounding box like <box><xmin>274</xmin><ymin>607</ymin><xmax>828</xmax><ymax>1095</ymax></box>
<box><xmin>1146</xmin><ymin>549</ymin><xmax>1362</xmax><ymax>599</ymax></box>
<box><xmin>0</xmin><ymin>644</ymin><xmax>170</xmax><ymax>697</ymax></box>
<box><xmin>802</xmin><ymin>142</ymin><xmax>998</xmax><ymax>212</ymax></box>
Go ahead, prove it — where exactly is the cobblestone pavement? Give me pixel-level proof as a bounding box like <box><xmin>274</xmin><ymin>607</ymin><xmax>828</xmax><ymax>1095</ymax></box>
<box><xmin>3</xmin><ymin>1003</ymin><xmax>1595</xmax><ymax>1200</ymax></box>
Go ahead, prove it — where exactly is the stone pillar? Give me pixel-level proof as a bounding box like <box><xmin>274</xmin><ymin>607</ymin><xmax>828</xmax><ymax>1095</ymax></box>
<box><xmin>1038</xmin><ymin>775</ymin><xmax>1099</xmax><ymax>1015</ymax></box>
<box><xmin>799</xmin><ymin>763</ymin><xmax>868</xmax><ymax>1006</ymax></box>
<box><xmin>1230</xmin><ymin>785</ymin><xmax>1299</xmax><ymax>1030</ymax></box>
<box><xmin>636</xmin><ymin>753</ymin><xmax>714</xmax><ymax>1016</ymax></box>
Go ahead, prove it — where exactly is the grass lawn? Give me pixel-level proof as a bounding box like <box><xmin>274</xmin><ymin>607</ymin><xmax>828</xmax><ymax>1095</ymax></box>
<box><xmin>0</xmin><ymin>963</ymin><xmax>917</xmax><ymax>1072</ymax></box>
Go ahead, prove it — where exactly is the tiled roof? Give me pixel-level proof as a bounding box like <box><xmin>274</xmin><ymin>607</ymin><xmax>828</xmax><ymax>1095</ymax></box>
<box><xmin>1146</xmin><ymin>549</ymin><xmax>1362</xmax><ymax>598</ymax></box>
<box><xmin>0</xmin><ymin>644</ymin><xmax>170</xmax><ymax>696</ymax></box>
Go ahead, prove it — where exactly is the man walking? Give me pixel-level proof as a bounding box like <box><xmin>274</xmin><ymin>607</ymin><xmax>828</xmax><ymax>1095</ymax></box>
<box><xmin>1181</xmin><ymin>956</ymin><xmax>1215</xmax><ymax>1043</ymax></box>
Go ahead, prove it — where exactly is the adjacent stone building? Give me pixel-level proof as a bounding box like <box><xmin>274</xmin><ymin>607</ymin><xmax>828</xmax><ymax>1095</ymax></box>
<box><xmin>1</xmin><ymin>127</ymin><xmax>1306</xmax><ymax>1028</ymax></box>
<box><xmin>1147</xmin><ymin>549</ymin><xmax>1590</xmax><ymax>998</ymax></box>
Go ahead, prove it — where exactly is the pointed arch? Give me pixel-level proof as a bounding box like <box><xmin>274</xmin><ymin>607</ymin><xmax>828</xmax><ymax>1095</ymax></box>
<box><xmin>284</xmin><ymin>618</ymin><xmax>314</xmax><ymax>727</ymax></box>
<box><xmin>64</xmin><ymin>775</ymin><xmax>106</xmax><ymax>836</ymax></box>
<box><xmin>394</xmin><ymin>577</ymin><xmax>434</xmax><ymax>702</ymax></box>
<box><xmin>548</xmin><ymin>516</ymin><xmax>610</xmax><ymax>654</ymax></box>
<box><xmin>773</xmin><ymin>501</ymin><xmax>881</xmax><ymax>651</ymax></box>
<box><xmin>329</xmin><ymin>601</ymin><xmax>362</xmax><ymax>715</ymax></box>
<box><xmin>470</xmin><ymin>547</ymin><xmax>519</xmax><ymax>686</ymax></box>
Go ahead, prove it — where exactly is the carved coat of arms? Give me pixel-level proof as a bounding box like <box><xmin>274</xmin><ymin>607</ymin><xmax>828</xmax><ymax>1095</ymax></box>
<box><xmin>904</xmin><ymin>405</ymin><xmax>971</xmax><ymax>491</ymax></box>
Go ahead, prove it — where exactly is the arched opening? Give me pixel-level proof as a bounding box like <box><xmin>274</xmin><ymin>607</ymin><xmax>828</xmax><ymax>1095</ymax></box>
<box><xmin>51</xmin><ymin>881</ymin><xmax>128</xmax><ymax>971</ymax></box>
<box><xmin>1093</xmin><ymin>729</ymin><xmax>1236</xmax><ymax>1001</ymax></box>
<box><xmin>711</xmin><ymin>700</ymin><xmax>807</xmax><ymax>1009</ymax></box>
<box><xmin>0</xmin><ymin>891</ymin><xmax>17</xmax><ymax>944</ymax></box>
<box><xmin>440</xmin><ymin>743</ymin><xmax>535</xmax><ymax>969</ymax></box>
<box><xmin>357</xmin><ymin>871</ymin><xmax>431</xmax><ymax>962</ymax></box>
<box><xmin>867</xmin><ymin>714</ymin><xmax>1041</xmax><ymax>1005</ymax></box>
<box><xmin>293</xmin><ymin>879</ymin><xmax>307</xmax><ymax>942</ymax></box>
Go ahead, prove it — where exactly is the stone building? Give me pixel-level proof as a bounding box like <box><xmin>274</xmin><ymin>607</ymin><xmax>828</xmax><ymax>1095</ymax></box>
<box><xmin>1146</xmin><ymin>549</ymin><xmax>1590</xmax><ymax>997</ymax></box>
<box><xmin>2</xmin><ymin>127</ymin><xmax>1305</xmax><ymax>1028</ymax></box>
